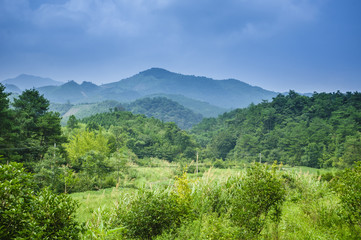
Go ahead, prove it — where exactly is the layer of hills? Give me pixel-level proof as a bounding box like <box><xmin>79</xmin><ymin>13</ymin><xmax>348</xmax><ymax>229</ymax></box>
<box><xmin>2</xmin><ymin>68</ymin><xmax>279</xmax><ymax>127</ymax></box>
<box><xmin>2</xmin><ymin>68</ymin><xmax>278</xmax><ymax>109</ymax></box>
<box><xmin>51</xmin><ymin>97</ymin><xmax>204</xmax><ymax>129</ymax></box>
<box><xmin>2</xmin><ymin>74</ymin><xmax>63</xmax><ymax>91</ymax></box>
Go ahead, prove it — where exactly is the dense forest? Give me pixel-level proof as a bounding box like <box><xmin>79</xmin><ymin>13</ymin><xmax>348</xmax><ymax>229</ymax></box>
<box><xmin>1</xmin><ymin>83</ymin><xmax>361</xmax><ymax>239</ymax></box>
<box><xmin>191</xmin><ymin>90</ymin><xmax>361</xmax><ymax>168</ymax></box>
<box><xmin>124</xmin><ymin>97</ymin><xmax>203</xmax><ymax>129</ymax></box>
<box><xmin>50</xmin><ymin>97</ymin><xmax>204</xmax><ymax>129</ymax></box>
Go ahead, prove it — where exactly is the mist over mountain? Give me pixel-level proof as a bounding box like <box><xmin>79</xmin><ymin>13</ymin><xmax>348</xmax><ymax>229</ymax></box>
<box><xmin>103</xmin><ymin>68</ymin><xmax>278</xmax><ymax>109</ymax></box>
<box><xmin>1</xmin><ymin>74</ymin><xmax>63</xmax><ymax>90</ymax></box>
<box><xmin>3</xmin><ymin>68</ymin><xmax>278</xmax><ymax>111</ymax></box>
<box><xmin>3</xmin><ymin>84</ymin><xmax>21</xmax><ymax>93</ymax></box>
<box><xmin>37</xmin><ymin>80</ymin><xmax>103</xmax><ymax>103</ymax></box>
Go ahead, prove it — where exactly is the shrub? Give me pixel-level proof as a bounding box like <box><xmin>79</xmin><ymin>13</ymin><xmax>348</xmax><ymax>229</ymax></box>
<box><xmin>333</xmin><ymin>162</ymin><xmax>361</xmax><ymax>235</ymax></box>
<box><xmin>118</xmin><ymin>189</ymin><xmax>183</xmax><ymax>239</ymax></box>
<box><xmin>227</xmin><ymin>163</ymin><xmax>286</xmax><ymax>238</ymax></box>
<box><xmin>0</xmin><ymin>162</ymin><xmax>81</xmax><ymax>239</ymax></box>
<box><xmin>213</xmin><ymin>159</ymin><xmax>226</xmax><ymax>169</ymax></box>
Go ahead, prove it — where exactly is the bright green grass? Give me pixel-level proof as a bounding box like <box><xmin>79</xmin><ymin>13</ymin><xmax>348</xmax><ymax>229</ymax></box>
<box><xmin>71</xmin><ymin>187</ymin><xmax>136</xmax><ymax>223</ymax></box>
<box><xmin>70</xmin><ymin>164</ymin><xmax>337</xmax><ymax>227</ymax></box>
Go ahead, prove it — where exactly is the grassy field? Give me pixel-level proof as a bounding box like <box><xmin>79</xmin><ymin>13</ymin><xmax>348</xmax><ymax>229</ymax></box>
<box><xmin>70</xmin><ymin>163</ymin><xmax>331</xmax><ymax>223</ymax></box>
<box><xmin>70</xmin><ymin>163</ymin><xmax>360</xmax><ymax>239</ymax></box>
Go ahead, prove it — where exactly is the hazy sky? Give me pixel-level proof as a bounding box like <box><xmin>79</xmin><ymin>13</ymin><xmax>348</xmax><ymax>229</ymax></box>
<box><xmin>1</xmin><ymin>0</ymin><xmax>360</xmax><ymax>93</ymax></box>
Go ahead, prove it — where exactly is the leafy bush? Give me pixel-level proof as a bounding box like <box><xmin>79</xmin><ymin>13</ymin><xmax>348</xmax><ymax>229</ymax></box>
<box><xmin>227</xmin><ymin>163</ymin><xmax>286</xmax><ymax>238</ymax></box>
<box><xmin>334</xmin><ymin>162</ymin><xmax>361</xmax><ymax>234</ymax></box>
<box><xmin>0</xmin><ymin>162</ymin><xmax>81</xmax><ymax>239</ymax></box>
<box><xmin>117</xmin><ymin>189</ymin><xmax>184</xmax><ymax>239</ymax></box>
<box><xmin>116</xmin><ymin>173</ymin><xmax>194</xmax><ymax>239</ymax></box>
<box><xmin>213</xmin><ymin>159</ymin><xmax>226</xmax><ymax>169</ymax></box>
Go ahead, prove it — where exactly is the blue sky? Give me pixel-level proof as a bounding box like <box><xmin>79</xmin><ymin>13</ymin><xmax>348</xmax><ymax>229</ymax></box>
<box><xmin>0</xmin><ymin>0</ymin><xmax>360</xmax><ymax>93</ymax></box>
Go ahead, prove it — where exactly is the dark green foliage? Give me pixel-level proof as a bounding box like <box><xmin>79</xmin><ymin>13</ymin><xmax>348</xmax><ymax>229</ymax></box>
<box><xmin>334</xmin><ymin>162</ymin><xmax>361</xmax><ymax>233</ymax></box>
<box><xmin>118</xmin><ymin>189</ymin><xmax>186</xmax><ymax>239</ymax></box>
<box><xmin>33</xmin><ymin>147</ymin><xmax>66</xmax><ymax>192</ymax></box>
<box><xmin>81</xmin><ymin>111</ymin><xmax>198</xmax><ymax>161</ymax></box>
<box><xmin>1</xmin><ymin>89</ymin><xmax>65</xmax><ymax>167</ymax></box>
<box><xmin>0</xmin><ymin>162</ymin><xmax>35</xmax><ymax>238</ymax></box>
<box><xmin>125</xmin><ymin>97</ymin><xmax>203</xmax><ymax>129</ymax></box>
<box><xmin>67</xmin><ymin>115</ymin><xmax>79</xmax><ymax>130</ymax></box>
<box><xmin>213</xmin><ymin>159</ymin><xmax>226</xmax><ymax>169</ymax></box>
<box><xmin>32</xmin><ymin>188</ymin><xmax>80</xmax><ymax>239</ymax></box>
<box><xmin>144</xmin><ymin>93</ymin><xmax>227</xmax><ymax>118</ymax></box>
<box><xmin>0</xmin><ymin>84</ymin><xmax>15</xmax><ymax>159</ymax></box>
<box><xmin>0</xmin><ymin>162</ymin><xmax>80</xmax><ymax>239</ymax></box>
<box><xmin>192</xmin><ymin>91</ymin><xmax>361</xmax><ymax>168</ymax></box>
<box><xmin>227</xmin><ymin>163</ymin><xmax>286</xmax><ymax>237</ymax></box>
<box><xmin>13</xmin><ymin>88</ymin><xmax>49</xmax><ymax>118</ymax></box>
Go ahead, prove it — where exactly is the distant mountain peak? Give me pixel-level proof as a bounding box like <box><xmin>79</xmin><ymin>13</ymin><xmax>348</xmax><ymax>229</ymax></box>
<box><xmin>1</xmin><ymin>74</ymin><xmax>64</xmax><ymax>90</ymax></box>
<box><xmin>65</xmin><ymin>80</ymin><xmax>79</xmax><ymax>86</ymax></box>
<box><xmin>81</xmin><ymin>81</ymin><xmax>96</xmax><ymax>85</ymax></box>
<box><xmin>139</xmin><ymin>68</ymin><xmax>174</xmax><ymax>78</ymax></box>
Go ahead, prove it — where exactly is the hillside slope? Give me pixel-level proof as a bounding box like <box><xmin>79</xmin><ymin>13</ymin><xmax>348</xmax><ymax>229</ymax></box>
<box><xmin>103</xmin><ymin>68</ymin><xmax>278</xmax><ymax>109</ymax></box>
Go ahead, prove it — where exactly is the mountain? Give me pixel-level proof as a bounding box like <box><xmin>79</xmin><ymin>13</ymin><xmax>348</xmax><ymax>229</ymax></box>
<box><xmin>1</xmin><ymin>74</ymin><xmax>63</xmax><ymax>90</ymax></box>
<box><xmin>54</xmin><ymin>100</ymin><xmax>122</xmax><ymax>125</ymax></box>
<box><xmin>103</xmin><ymin>68</ymin><xmax>278</xmax><ymax>109</ymax></box>
<box><xmin>141</xmin><ymin>94</ymin><xmax>228</xmax><ymax>118</ymax></box>
<box><xmin>3</xmin><ymin>84</ymin><xmax>21</xmax><ymax>93</ymax></box>
<box><xmin>9</xmin><ymin>68</ymin><xmax>278</xmax><ymax>111</ymax></box>
<box><xmin>38</xmin><ymin>80</ymin><xmax>103</xmax><ymax>103</ymax></box>
<box><xmin>124</xmin><ymin>97</ymin><xmax>203</xmax><ymax>129</ymax></box>
<box><xmin>52</xmin><ymin>98</ymin><xmax>203</xmax><ymax>129</ymax></box>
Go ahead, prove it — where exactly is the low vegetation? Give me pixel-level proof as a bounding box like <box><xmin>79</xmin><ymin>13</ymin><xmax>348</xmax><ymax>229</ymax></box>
<box><xmin>1</xmin><ymin>84</ymin><xmax>361</xmax><ymax>239</ymax></box>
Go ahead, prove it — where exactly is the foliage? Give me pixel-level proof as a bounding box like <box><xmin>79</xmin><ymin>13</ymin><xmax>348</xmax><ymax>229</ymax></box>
<box><xmin>81</xmin><ymin>111</ymin><xmax>198</xmax><ymax>161</ymax></box>
<box><xmin>67</xmin><ymin>114</ymin><xmax>80</xmax><ymax>130</ymax></box>
<box><xmin>64</xmin><ymin>129</ymin><xmax>110</xmax><ymax>169</ymax></box>
<box><xmin>0</xmin><ymin>162</ymin><xmax>80</xmax><ymax>239</ymax></box>
<box><xmin>117</xmin><ymin>188</ymin><xmax>187</xmax><ymax>239</ymax></box>
<box><xmin>227</xmin><ymin>163</ymin><xmax>286</xmax><ymax>238</ymax></box>
<box><xmin>333</xmin><ymin>162</ymin><xmax>361</xmax><ymax>233</ymax></box>
<box><xmin>191</xmin><ymin>91</ymin><xmax>361</xmax><ymax>168</ymax></box>
<box><xmin>0</xmin><ymin>88</ymin><xmax>65</xmax><ymax>167</ymax></box>
<box><xmin>124</xmin><ymin>97</ymin><xmax>203</xmax><ymax>129</ymax></box>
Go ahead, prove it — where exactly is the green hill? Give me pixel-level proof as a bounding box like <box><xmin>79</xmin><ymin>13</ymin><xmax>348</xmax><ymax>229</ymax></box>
<box><xmin>191</xmin><ymin>91</ymin><xmax>361</xmax><ymax>168</ymax></box>
<box><xmin>124</xmin><ymin>97</ymin><xmax>203</xmax><ymax>129</ymax></box>
<box><xmin>81</xmin><ymin>111</ymin><xmax>197</xmax><ymax>160</ymax></box>
<box><xmin>142</xmin><ymin>93</ymin><xmax>227</xmax><ymax>118</ymax></box>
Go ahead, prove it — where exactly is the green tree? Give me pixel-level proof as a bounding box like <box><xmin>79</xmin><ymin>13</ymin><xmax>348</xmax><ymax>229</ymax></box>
<box><xmin>0</xmin><ymin>84</ymin><xmax>16</xmax><ymax>162</ymax></box>
<box><xmin>11</xmin><ymin>89</ymin><xmax>64</xmax><ymax>166</ymax></box>
<box><xmin>339</xmin><ymin>132</ymin><xmax>361</xmax><ymax>168</ymax></box>
<box><xmin>67</xmin><ymin>115</ymin><xmax>79</xmax><ymax>130</ymax></box>
<box><xmin>64</xmin><ymin>129</ymin><xmax>110</xmax><ymax>170</ymax></box>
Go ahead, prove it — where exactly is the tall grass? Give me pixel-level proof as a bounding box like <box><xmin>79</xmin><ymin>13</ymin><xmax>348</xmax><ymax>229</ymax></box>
<box><xmin>71</xmin><ymin>164</ymin><xmax>360</xmax><ymax>239</ymax></box>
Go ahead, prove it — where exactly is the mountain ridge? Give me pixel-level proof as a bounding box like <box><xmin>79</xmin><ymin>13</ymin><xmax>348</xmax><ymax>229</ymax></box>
<box><xmin>3</xmin><ymin>68</ymin><xmax>279</xmax><ymax>109</ymax></box>
<box><xmin>1</xmin><ymin>74</ymin><xmax>64</xmax><ymax>90</ymax></box>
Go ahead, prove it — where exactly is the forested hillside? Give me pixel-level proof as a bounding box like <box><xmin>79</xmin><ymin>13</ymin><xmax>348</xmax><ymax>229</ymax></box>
<box><xmin>81</xmin><ymin>110</ymin><xmax>197</xmax><ymax>160</ymax></box>
<box><xmin>2</xmin><ymin>83</ymin><xmax>361</xmax><ymax>239</ymax></box>
<box><xmin>142</xmin><ymin>93</ymin><xmax>227</xmax><ymax>118</ymax></box>
<box><xmin>191</xmin><ymin>90</ymin><xmax>361</xmax><ymax>168</ymax></box>
<box><xmin>51</xmin><ymin>98</ymin><xmax>203</xmax><ymax>129</ymax></box>
<box><xmin>124</xmin><ymin>97</ymin><xmax>203</xmax><ymax>129</ymax></box>
<box><xmin>0</xmin><ymin>83</ymin><xmax>201</xmax><ymax>194</ymax></box>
